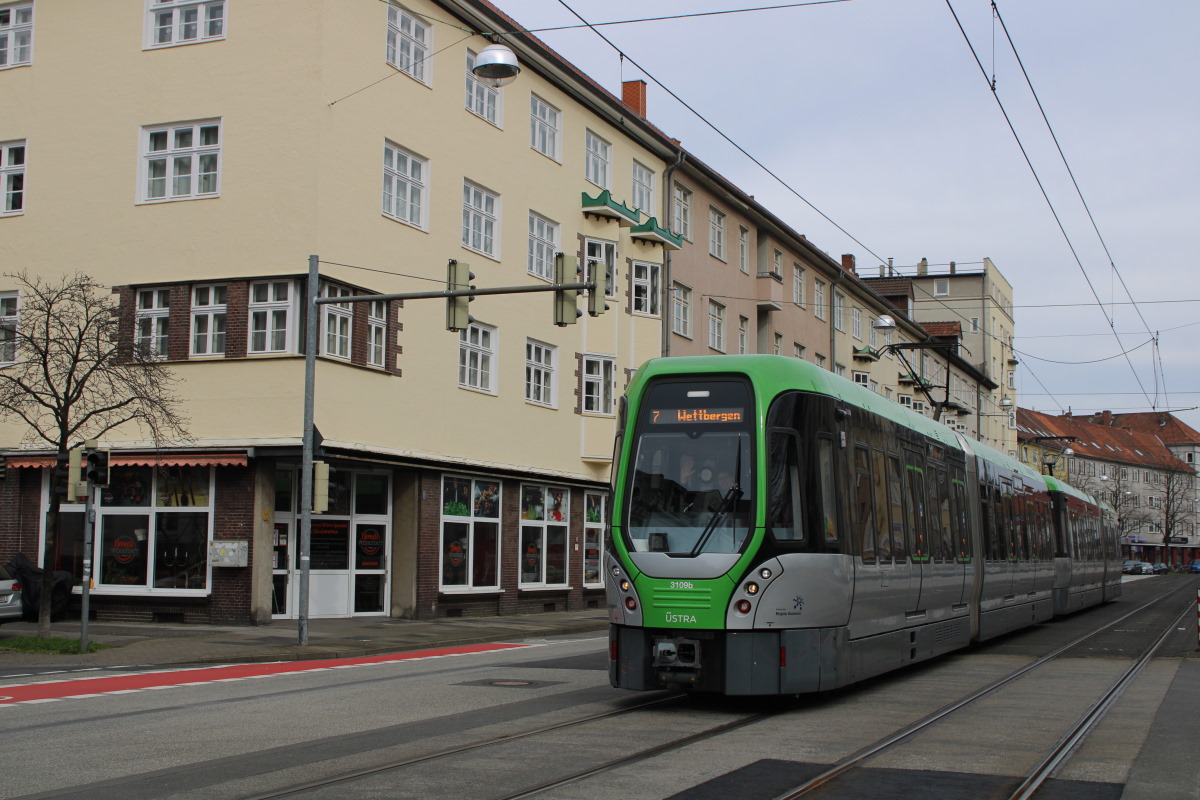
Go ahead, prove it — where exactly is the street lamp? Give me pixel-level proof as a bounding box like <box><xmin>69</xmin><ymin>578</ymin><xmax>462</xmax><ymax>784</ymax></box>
<box><xmin>472</xmin><ymin>43</ymin><xmax>521</xmax><ymax>88</ymax></box>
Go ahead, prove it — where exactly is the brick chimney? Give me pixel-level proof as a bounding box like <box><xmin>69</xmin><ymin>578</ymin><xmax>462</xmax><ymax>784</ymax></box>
<box><xmin>841</xmin><ymin>254</ymin><xmax>857</xmax><ymax>275</ymax></box>
<box><xmin>622</xmin><ymin>80</ymin><xmax>647</xmax><ymax>117</ymax></box>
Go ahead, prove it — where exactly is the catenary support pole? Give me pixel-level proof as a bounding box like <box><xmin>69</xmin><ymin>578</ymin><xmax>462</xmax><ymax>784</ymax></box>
<box><xmin>298</xmin><ymin>255</ymin><xmax>318</xmax><ymax>646</ymax></box>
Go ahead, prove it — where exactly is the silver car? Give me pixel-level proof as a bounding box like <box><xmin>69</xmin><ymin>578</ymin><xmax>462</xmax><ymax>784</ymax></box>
<box><xmin>0</xmin><ymin>563</ymin><xmax>23</xmax><ymax>623</ymax></box>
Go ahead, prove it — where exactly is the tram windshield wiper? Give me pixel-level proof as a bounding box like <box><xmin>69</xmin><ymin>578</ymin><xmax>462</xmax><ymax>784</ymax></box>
<box><xmin>689</xmin><ymin>448</ymin><xmax>742</xmax><ymax>557</ymax></box>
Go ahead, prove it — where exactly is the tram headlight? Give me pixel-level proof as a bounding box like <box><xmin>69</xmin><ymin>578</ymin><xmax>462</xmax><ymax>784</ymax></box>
<box><xmin>745</xmin><ymin>582</ymin><xmax>759</xmax><ymax>595</ymax></box>
<box><xmin>625</xmin><ymin>596</ymin><xmax>638</xmax><ymax>612</ymax></box>
<box><xmin>619</xmin><ymin>579</ymin><xmax>631</xmax><ymax>592</ymax></box>
<box><xmin>735</xmin><ymin>599</ymin><xmax>752</xmax><ymax>615</ymax></box>
<box><xmin>611</xmin><ymin>566</ymin><xmax>621</xmax><ymax>578</ymax></box>
<box><xmin>759</xmin><ymin>567</ymin><xmax>772</xmax><ymax>580</ymax></box>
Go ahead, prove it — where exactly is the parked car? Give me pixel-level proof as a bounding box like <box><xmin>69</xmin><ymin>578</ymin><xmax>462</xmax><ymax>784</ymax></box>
<box><xmin>1187</xmin><ymin>560</ymin><xmax>1200</xmax><ymax>574</ymax></box>
<box><xmin>0</xmin><ymin>563</ymin><xmax>23</xmax><ymax>624</ymax></box>
<box><xmin>1151</xmin><ymin>562</ymin><xmax>1170</xmax><ymax>574</ymax></box>
<box><xmin>1122</xmin><ymin>560</ymin><xmax>1141</xmax><ymax>574</ymax></box>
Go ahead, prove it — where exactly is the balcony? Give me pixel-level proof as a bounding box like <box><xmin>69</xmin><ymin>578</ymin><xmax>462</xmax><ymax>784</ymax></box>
<box><xmin>629</xmin><ymin>216</ymin><xmax>683</xmax><ymax>250</ymax></box>
<box><xmin>852</xmin><ymin>346</ymin><xmax>881</xmax><ymax>362</ymax></box>
<box><xmin>581</xmin><ymin>190</ymin><xmax>639</xmax><ymax>227</ymax></box>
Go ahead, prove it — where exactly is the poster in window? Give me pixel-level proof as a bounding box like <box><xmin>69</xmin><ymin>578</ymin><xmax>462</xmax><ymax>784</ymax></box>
<box><xmin>309</xmin><ymin>519</ymin><xmax>350</xmax><ymax>570</ymax></box>
<box><xmin>443</xmin><ymin>477</ymin><xmax>471</xmax><ymax>517</ymax></box>
<box><xmin>474</xmin><ymin>481</ymin><xmax>499</xmax><ymax>519</ymax></box>
<box><xmin>356</xmin><ymin>524</ymin><xmax>385</xmax><ymax>570</ymax></box>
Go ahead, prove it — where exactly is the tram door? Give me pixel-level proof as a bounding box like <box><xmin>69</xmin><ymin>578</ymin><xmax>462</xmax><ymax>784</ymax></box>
<box><xmin>903</xmin><ymin>451</ymin><xmax>927</xmax><ymax>612</ymax></box>
<box><xmin>850</xmin><ymin>446</ymin><xmax>917</xmax><ymax>635</ymax></box>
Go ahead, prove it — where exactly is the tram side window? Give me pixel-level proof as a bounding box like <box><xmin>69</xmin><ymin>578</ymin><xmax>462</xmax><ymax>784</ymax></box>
<box><xmin>871</xmin><ymin>449</ymin><xmax>892</xmax><ymax>563</ymax></box>
<box><xmin>767</xmin><ymin>431</ymin><xmax>805</xmax><ymax>546</ymax></box>
<box><xmin>887</xmin><ymin>455</ymin><xmax>908</xmax><ymax>561</ymax></box>
<box><xmin>906</xmin><ymin>463</ymin><xmax>927</xmax><ymax>562</ymax></box>
<box><xmin>953</xmin><ymin>479</ymin><xmax>970</xmax><ymax>562</ymax></box>
<box><xmin>817</xmin><ymin>437</ymin><xmax>840</xmax><ymax>547</ymax></box>
<box><xmin>935</xmin><ymin>469</ymin><xmax>952</xmax><ymax>563</ymax></box>
<box><xmin>854</xmin><ymin>446</ymin><xmax>877</xmax><ymax>563</ymax></box>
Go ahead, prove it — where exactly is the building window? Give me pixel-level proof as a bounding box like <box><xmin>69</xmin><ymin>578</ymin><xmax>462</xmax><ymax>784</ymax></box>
<box><xmin>0</xmin><ymin>292</ymin><xmax>17</xmax><ymax>364</ymax></box>
<box><xmin>584</xmin><ymin>130</ymin><xmax>610</xmax><ymax>189</ymax></box>
<box><xmin>738</xmin><ymin>227</ymin><xmax>750</xmax><ymax>274</ymax></box>
<box><xmin>248</xmin><ymin>279</ymin><xmax>296</xmax><ymax>354</ymax></box>
<box><xmin>530</xmin><ymin>94</ymin><xmax>560</xmax><ymax>160</ymax></box>
<box><xmin>772</xmin><ymin>249</ymin><xmax>782</xmax><ymax>277</ymax></box>
<box><xmin>459</xmin><ymin>322</ymin><xmax>495</xmax><ymax>392</ymax></box>
<box><xmin>382</xmin><ymin>142</ymin><xmax>427</xmax><ymax>228</ymax></box>
<box><xmin>792</xmin><ymin>264</ymin><xmax>805</xmax><ymax>306</ymax></box>
<box><xmin>970</xmin><ymin>317</ymin><xmax>980</xmax><ymax>333</ymax></box>
<box><xmin>632</xmin><ymin>262</ymin><xmax>660</xmax><ymax>316</ymax></box>
<box><xmin>793</xmin><ymin>342</ymin><xmax>805</xmax><ymax>360</ymax></box>
<box><xmin>462</xmin><ymin>180</ymin><xmax>499</xmax><ymax>257</ymax></box>
<box><xmin>852</xmin><ymin>307</ymin><xmax>862</xmax><ymax>340</ymax></box>
<box><xmin>739</xmin><ymin>317</ymin><xmax>749</xmax><ymax>355</ymax></box>
<box><xmin>440</xmin><ymin>475</ymin><xmax>500</xmax><ymax>590</ymax></box>
<box><xmin>632</xmin><ymin>161</ymin><xmax>654</xmax><ymax>214</ymax></box>
<box><xmin>672</xmin><ymin>183</ymin><xmax>692</xmax><ymax>240</ymax></box>
<box><xmin>141</xmin><ymin>120</ymin><xmax>220</xmax><ymax>202</ymax></box>
<box><xmin>0</xmin><ymin>2</ymin><xmax>33</xmax><ymax>68</ymax></box>
<box><xmin>527</xmin><ymin>212</ymin><xmax>558</xmax><ymax>281</ymax></box>
<box><xmin>773</xmin><ymin>333</ymin><xmax>783</xmax><ymax>356</ymax></box>
<box><xmin>835</xmin><ymin>363</ymin><xmax>846</xmax><ymax>378</ymax></box>
<box><xmin>583</xmin><ymin>492</ymin><xmax>607</xmax><ymax>587</ymax></box>
<box><xmin>584</xmin><ymin>239</ymin><xmax>616</xmax><ymax>298</ymax></box>
<box><xmin>367</xmin><ymin>300</ymin><xmax>387</xmax><ymax>367</ymax></box>
<box><xmin>853</xmin><ymin>371</ymin><xmax>869</xmax><ymax>387</ymax></box>
<box><xmin>1</xmin><ymin>140</ymin><xmax>24</xmax><ymax>214</ymax></box>
<box><xmin>321</xmin><ymin>283</ymin><xmax>353</xmax><ymax>360</ymax></box>
<box><xmin>814</xmin><ymin>279</ymin><xmax>826</xmax><ymax>320</ymax></box>
<box><xmin>525</xmin><ymin>339</ymin><xmax>555</xmax><ymax>407</ymax></box>
<box><xmin>833</xmin><ymin>291</ymin><xmax>846</xmax><ymax>332</ymax></box>
<box><xmin>709</xmin><ymin>207</ymin><xmax>726</xmax><ymax>261</ymax></box>
<box><xmin>671</xmin><ymin>283</ymin><xmax>691</xmax><ymax>337</ymax></box>
<box><xmin>582</xmin><ymin>355</ymin><xmax>615</xmax><ymax>415</ymax></box>
<box><xmin>519</xmin><ymin>484</ymin><xmax>569</xmax><ymax>586</ymax></box>
<box><xmin>136</xmin><ymin>288</ymin><xmax>171</xmax><ymax>359</ymax></box>
<box><xmin>386</xmin><ymin>4</ymin><xmax>430</xmax><ymax>84</ymax></box>
<box><xmin>815</xmin><ymin>353</ymin><xmax>826</xmax><ymax>369</ymax></box>
<box><xmin>934</xmin><ymin>278</ymin><xmax>949</xmax><ymax>296</ymax></box>
<box><xmin>708</xmin><ymin>300</ymin><xmax>726</xmax><ymax>352</ymax></box>
<box><xmin>146</xmin><ymin>0</ymin><xmax>224</xmax><ymax>48</ymax></box>
<box><xmin>190</xmin><ymin>284</ymin><xmax>226</xmax><ymax>357</ymax></box>
<box><xmin>899</xmin><ymin>395</ymin><xmax>913</xmax><ymax>408</ymax></box>
<box><xmin>464</xmin><ymin>49</ymin><xmax>500</xmax><ymax>125</ymax></box>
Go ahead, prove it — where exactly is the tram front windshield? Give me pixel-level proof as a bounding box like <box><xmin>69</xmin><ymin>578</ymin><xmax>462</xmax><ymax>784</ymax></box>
<box><xmin>624</xmin><ymin>379</ymin><xmax>754</xmax><ymax>556</ymax></box>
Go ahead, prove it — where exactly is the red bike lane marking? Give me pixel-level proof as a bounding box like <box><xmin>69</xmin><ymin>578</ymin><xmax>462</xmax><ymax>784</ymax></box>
<box><xmin>0</xmin><ymin>642</ymin><xmax>530</xmax><ymax>705</ymax></box>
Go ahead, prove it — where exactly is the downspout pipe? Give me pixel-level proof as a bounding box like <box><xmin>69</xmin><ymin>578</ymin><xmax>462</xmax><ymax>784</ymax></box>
<box><xmin>661</xmin><ymin>149</ymin><xmax>686</xmax><ymax>357</ymax></box>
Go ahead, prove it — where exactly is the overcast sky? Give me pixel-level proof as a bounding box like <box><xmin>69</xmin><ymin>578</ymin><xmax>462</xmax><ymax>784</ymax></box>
<box><xmin>491</xmin><ymin>0</ymin><xmax>1200</xmax><ymax>434</ymax></box>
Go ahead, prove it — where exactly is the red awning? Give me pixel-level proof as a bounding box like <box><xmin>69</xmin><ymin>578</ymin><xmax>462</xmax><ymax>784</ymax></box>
<box><xmin>8</xmin><ymin>452</ymin><xmax>248</xmax><ymax>468</ymax></box>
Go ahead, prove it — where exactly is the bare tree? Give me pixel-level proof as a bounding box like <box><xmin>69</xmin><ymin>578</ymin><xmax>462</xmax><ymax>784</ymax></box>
<box><xmin>1079</xmin><ymin>470</ymin><xmax>1152</xmax><ymax>556</ymax></box>
<box><xmin>0</xmin><ymin>272</ymin><xmax>190</xmax><ymax>637</ymax></box>
<box><xmin>1157</xmin><ymin>469</ymin><xmax>1196</xmax><ymax>566</ymax></box>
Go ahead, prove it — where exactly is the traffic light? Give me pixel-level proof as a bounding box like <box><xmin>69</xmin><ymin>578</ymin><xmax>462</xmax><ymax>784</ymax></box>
<box><xmin>553</xmin><ymin>253</ymin><xmax>581</xmax><ymax>326</ymax></box>
<box><xmin>588</xmin><ymin>260</ymin><xmax>610</xmax><ymax>317</ymax></box>
<box><xmin>312</xmin><ymin>460</ymin><xmax>329</xmax><ymax>514</ymax></box>
<box><xmin>86</xmin><ymin>449</ymin><xmax>110</xmax><ymax>487</ymax></box>
<box><xmin>446</xmin><ymin>260</ymin><xmax>474</xmax><ymax>331</ymax></box>
<box><xmin>51</xmin><ymin>453</ymin><xmax>73</xmax><ymax>500</ymax></box>
<box><xmin>0</xmin><ymin>455</ymin><xmax>7</xmax><ymax>480</ymax></box>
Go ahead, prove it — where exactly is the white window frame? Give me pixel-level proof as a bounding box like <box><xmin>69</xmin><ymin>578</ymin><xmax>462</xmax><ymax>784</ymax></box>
<box><xmin>738</xmin><ymin>227</ymin><xmax>750</xmax><ymax>274</ymax></box>
<box><xmin>189</xmin><ymin>284</ymin><xmax>226</xmax><ymax>357</ymax></box>
<box><xmin>833</xmin><ymin>290</ymin><xmax>846</xmax><ymax>332</ymax></box>
<box><xmin>0</xmin><ymin>291</ymin><xmax>18</xmax><ymax>364</ymax></box>
<box><xmin>248</xmin><ymin>279</ymin><xmax>298</xmax><ymax>355</ymax></box>
<box><xmin>320</xmin><ymin>282</ymin><xmax>353</xmax><ymax>361</ymax></box>
<box><xmin>814</xmin><ymin>279</ymin><xmax>827</xmax><ymax>321</ymax></box>
<box><xmin>709</xmin><ymin>207</ymin><xmax>726</xmax><ymax>261</ymax></box>
<box><xmin>527</xmin><ymin>212</ymin><xmax>558</xmax><ymax>281</ymax></box>
<box><xmin>0</xmin><ymin>2</ymin><xmax>33</xmax><ymax>68</ymax></box>
<box><xmin>530</xmin><ymin>94</ymin><xmax>561</xmax><ymax>161</ymax></box>
<box><xmin>631</xmin><ymin>262</ymin><xmax>660</xmax><ymax>316</ymax></box>
<box><xmin>462</xmin><ymin>180</ymin><xmax>499</xmax><ymax>258</ymax></box>
<box><xmin>458</xmin><ymin>322</ymin><xmax>496</xmax><ymax>393</ymax></box>
<box><xmin>632</xmin><ymin>161</ymin><xmax>654</xmax><ymax>214</ymax></box>
<box><xmin>439</xmin><ymin>475</ymin><xmax>501</xmax><ymax>591</ymax></box>
<box><xmin>738</xmin><ymin>317</ymin><xmax>749</xmax><ymax>355</ymax></box>
<box><xmin>525</xmin><ymin>339</ymin><xmax>556</xmax><ymax>408</ymax></box>
<box><xmin>145</xmin><ymin>0</ymin><xmax>225</xmax><ymax>49</ymax></box>
<box><xmin>136</xmin><ymin>288</ymin><xmax>171</xmax><ymax>359</ymax></box>
<box><xmin>367</xmin><ymin>300</ymin><xmax>387</xmax><ymax>368</ymax></box>
<box><xmin>386</xmin><ymin>3</ymin><xmax>431</xmax><ymax>85</ymax></box>
<box><xmin>582</xmin><ymin>355</ymin><xmax>615</xmax><ymax>415</ymax></box>
<box><xmin>464</xmin><ymin>49</ymin><xmax>500</xmax><ymax>126</ymax></box>
<box><xmin>382</xmin><ymin>141</ymin><xmax>427</xmax><ymax>228</ymax></box>
<box><xmin>518</xmin><ymin>484</ymin><xmax>570</xmax><ymax>588</ymax></box>
<box><xmin>140</xmin><ymin>119</ymin><xmax>221</xmax><ymax>203</ymax></box>
<box><xmin>792</xmin><ymin>264</ymin><xmax>805</xmax><ymax>307</ymax></box>
<box><xmin>853</xmin><ymin>371</ymin><xmax>870</xmax><ymax>387</ymax></box>
<box><xmin>584</xmin><ymin>130</ymin><xmax>610</xmax><ymax>189</ymax></box>
<box><xmin>583</xmin><ymin>492</ymin><xmax>607</xmax><ymax>588</ymax></box>
<box><xmin>708</xmin><ymin>300</ymin><xmax>726</xmax><ymax>352</ymax></box>
<box><xmin>584</xmin><ymin>239</ymin><xmax>616</xmax><ymax>299</ymax></box>
<box><xmin>934</xmin><ymin>278</ymin><xmax>950</xmax><ymax>296</ymax></box>
<box><xmin>1</xmin><ymin>139</ymin><xmax>23</xmax><ymax>215</ymax></box>
<box><xmin>671</xmin><ymin>283</ymin><xmax>691</xmax><ymax>338</ymax></box>
<box><xmin>672</xmin><ymin>183</ymin><xmax>692</xmax><ymax>240</ymax></box>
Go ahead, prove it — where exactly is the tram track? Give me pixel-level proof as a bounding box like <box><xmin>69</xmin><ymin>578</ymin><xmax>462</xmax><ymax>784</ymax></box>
<box><xmin>771</xmin><ymin>580</ymin><xmax>1198</xmax><ymax>800</ymax></box>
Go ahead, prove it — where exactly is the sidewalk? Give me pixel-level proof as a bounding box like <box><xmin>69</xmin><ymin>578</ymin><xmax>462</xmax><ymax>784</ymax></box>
<box><xmin>0</xmin><ymin>608</ymin><xmax>611</xmax><ymax>669</ymax></box>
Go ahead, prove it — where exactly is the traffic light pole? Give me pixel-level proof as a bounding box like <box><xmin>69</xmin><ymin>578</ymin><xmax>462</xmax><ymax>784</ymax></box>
<box><xmin>297</xmin><ymin>256</ymin><xmax>597</xmax><ymax>645</ymax></box>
